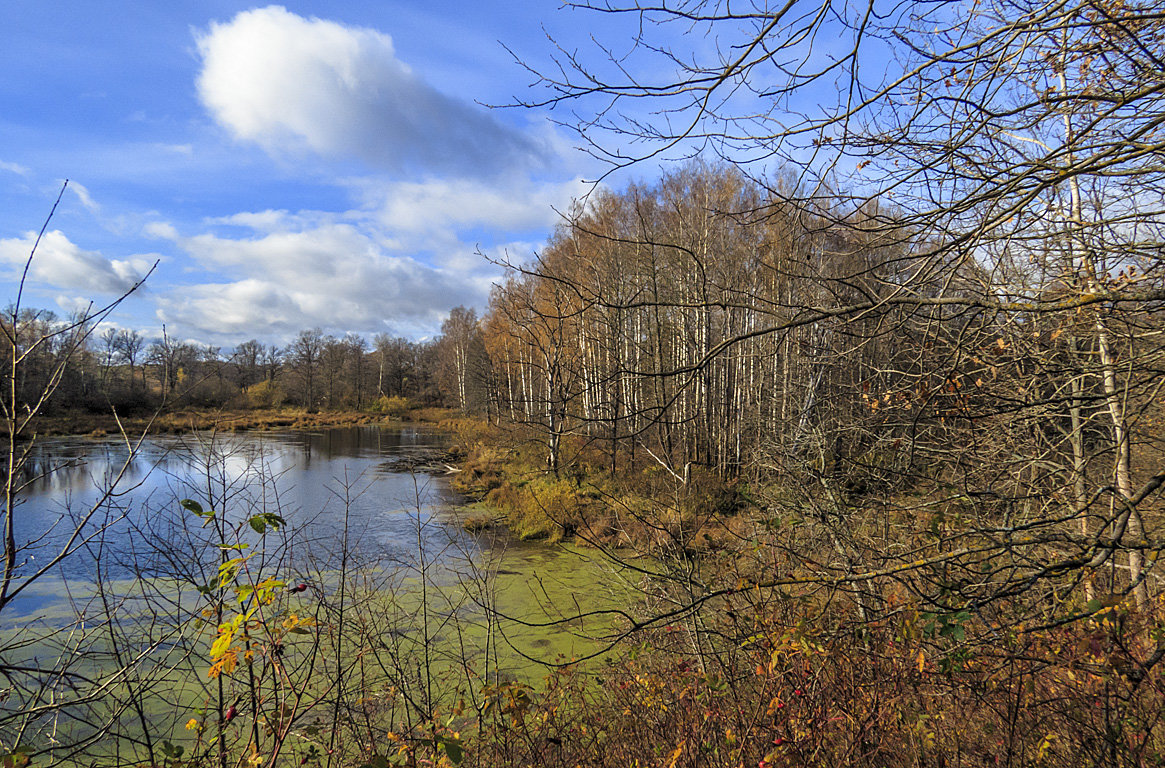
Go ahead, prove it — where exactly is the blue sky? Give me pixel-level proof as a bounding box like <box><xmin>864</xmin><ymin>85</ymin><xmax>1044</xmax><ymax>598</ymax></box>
<box><xmin>0</xmin><ymin>2</ymin><xmax>610</xmax><ymax>346</ymax></box>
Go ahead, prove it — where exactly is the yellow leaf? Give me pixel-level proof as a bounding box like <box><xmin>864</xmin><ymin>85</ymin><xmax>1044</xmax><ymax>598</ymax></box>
<box><xmin>664</xmin><ymin>741</ymin><xmax>685</xmax><ymax>768</ymax></box>
<box><xmin>917</xmin><ymin>650</ymin><xmax>926</xmax><ymax>673</ymax></box>
<box><xmin>208</xmin><ymin>649</ymin><xmax>238</xmax><ymax>678</ymax></box>
<box><xmin>1037</xmin><ymin>733</ymin><xmax>1056</xmax><ymax>762</ymax></box>
<box><xmin>210</xmin><ymin>630</ymin><xmax>234</xmax><ymax>660</ymax></box>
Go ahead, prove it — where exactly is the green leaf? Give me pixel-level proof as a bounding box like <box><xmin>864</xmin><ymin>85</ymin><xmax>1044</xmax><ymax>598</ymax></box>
<box><xmin>218</xmin><ymin>557</ymin><xmax>245</xmax><ymax>587</ymax></box>
<box><xmin>440</xmin><ymin>737</ymin><xmax>464</xmax><ymax>765</ymax></box>
<box><xmin>181</xmin><ymin>498</ymin><xmax>211</xmax><ymax>517</ymax></box>
<box><xmin>248</xmin><ymin>512</ymin><xmax>286</xmax><ymax>534</ymax></box>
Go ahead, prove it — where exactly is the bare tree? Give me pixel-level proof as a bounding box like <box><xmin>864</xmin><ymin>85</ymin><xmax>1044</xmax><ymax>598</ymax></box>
<box><xmin>287</xmin><ymin>328</ymin><xmax>326</xmax><ymax>411</ymax></box>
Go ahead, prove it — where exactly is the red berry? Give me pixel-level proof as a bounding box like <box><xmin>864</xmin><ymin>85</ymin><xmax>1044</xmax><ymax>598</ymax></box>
<box><xmin>224</xmin><ymin>705</ymin><xmax>237</xmax><ymax>722</ymax></box>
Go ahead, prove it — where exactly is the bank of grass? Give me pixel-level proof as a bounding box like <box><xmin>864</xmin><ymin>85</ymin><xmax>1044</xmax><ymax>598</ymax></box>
<box><xmin>439</xmin><ymin>417</ymin><xmax>755</xmax><ymax>551</ymax></box>
<box><xmin>31</xmin><ymin>404</ymin><xmax>458</xmax><ymax>437</ymax></box>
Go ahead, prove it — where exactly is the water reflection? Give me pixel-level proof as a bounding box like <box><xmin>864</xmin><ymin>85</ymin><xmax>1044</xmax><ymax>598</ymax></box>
<box><xmin>7</xmin><ymin>426</ymin><xmax>463</xmax><ymax>590</ymax></box>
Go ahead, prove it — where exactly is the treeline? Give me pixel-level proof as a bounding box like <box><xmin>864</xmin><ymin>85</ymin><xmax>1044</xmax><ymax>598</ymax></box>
<box><xmin>441</xmin><ymin>162</ymin><xmax>1165</xmax><ymax>478</ymax></box>
<box><xmin>438</xmin><ymin>160</ymin><xmax>1165</xmax><ymax>598</ymax></box>
<box><xmin>470</xmin><ymin>162</ymin><xmax>955</xmax><ymax>478</ymax></box>
<box><xmin>5</xmin><ymin>316</ymin><xmax>451</xmax><ymax>414</ymax></box>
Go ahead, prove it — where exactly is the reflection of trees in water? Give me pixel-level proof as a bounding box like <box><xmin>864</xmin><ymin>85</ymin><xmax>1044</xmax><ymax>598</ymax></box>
<box><xmin>14</xmin><ymin>440</ymin><xmax>156</xmax><ymax>494</ymax></box>
<box><xmin>12</xmin><ymin>428</ymin><xmax>462</xmax><ymax>583</ymax></box>
<box><xmin>298</xmin><ymin>424</ymin><xmax>444</xmax><ymax>461</ymax></box>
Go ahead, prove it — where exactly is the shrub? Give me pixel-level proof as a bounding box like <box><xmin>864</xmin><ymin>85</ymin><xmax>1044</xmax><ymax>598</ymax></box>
<box><xmin>242</xmin><ymin>379</ymin><xmax>285</xmax><ymax>409</ymax></box>
<box><xmin>511</xmin><ymin>478</ymin><xmax>582</xmax><ymax>542</ymax></box>
<box><xmin>372</xmin><ymin>395</ymin><xmax>412</xmax><ymax>418</ymax></box>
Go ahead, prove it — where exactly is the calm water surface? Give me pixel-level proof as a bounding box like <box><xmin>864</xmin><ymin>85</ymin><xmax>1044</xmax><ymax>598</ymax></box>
<box><xmin>9</xmin><ymin>425</ymin><xmax>624</xmax><ymax>653</ymax></box>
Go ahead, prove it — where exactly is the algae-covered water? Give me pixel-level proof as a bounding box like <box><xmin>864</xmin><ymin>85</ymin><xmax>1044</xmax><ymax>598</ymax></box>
<box><xmin>1</xmin><ymin>426</ymin><xmax>634</xmax><ymax>763</ymax></box>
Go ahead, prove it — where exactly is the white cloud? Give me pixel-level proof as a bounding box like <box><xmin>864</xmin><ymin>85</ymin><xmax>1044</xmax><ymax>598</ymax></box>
<box><xmin>68</xmin><ymin>181</ymin><xmax>100</xmax><ymax>212</ymax></box>
<box><xmin>0</xmin><ymin>230</ymin><xmax>146</xmax><ymax>295</ymax></box>
<box><xmin>54</xmin><ymin>295</ymin><xmax>98</xmax><ymax>317</ymax></box>
<box><xmin>195</xmin><ymin>6</ymin><xmax>549</xmax><ymax>178</ymax></box>
<box><xmin>156</xmin><ymin>222</ymin><xmax>486</xmax><ymax>338</ymax></box>
<box><xmin>144</xmin><ymin>221</ymin><xmax>179</xmax><ymax>240</ymax></box>
<box><xmin>207</xmin><ymin>210</ymin><xmax>295</xmax><ymax>231</ymax></box>
<box><xmin>372</xmin><ymin>177</ymin><xmax>586</xmax><ymax>235</ymax></box>
<box><xmin>147</xmin><ymin>170</ymin><xmax>594</xmax><ymax>340</ymax></box>
<box><xmin>0</xmin><ymin>160</ymin><xmax>29</xmax><ymax>176</ymax></box>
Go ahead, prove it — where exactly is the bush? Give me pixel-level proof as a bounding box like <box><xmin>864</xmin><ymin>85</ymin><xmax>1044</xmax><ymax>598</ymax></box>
<box><xmin>372</xmin><ymin>395</ymin><xmax>412</xmax><ymax>418</ymax></box>
<box><xmin>242</xmin><ymin>379</ymin><xmax>285</xmax><ymax>409</ymax></box>
<box><xmin>511</xmin><ymin>478</ymin><xmax>582</xmax><ymax>542</ymax></box>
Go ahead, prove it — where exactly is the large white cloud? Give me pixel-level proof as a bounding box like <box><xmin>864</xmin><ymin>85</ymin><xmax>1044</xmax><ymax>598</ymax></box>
<box><xmin>153</xmin><ymin>221</ymin><xmax>488</xmax><ymax>339</ymax></box>
<box><xmin>145</xmin><ymin>174</ymin><xmax>592</xmax><ymax>340</ymax></box>
<box><xmin>0</xmin><ymin>230</ymin><xmax>150</xmax><ymax>296</ymax></box>
<box><xmin>196</xmin><ymin>6</ymin><xmax>548</xmax><ymax>178</ymax></box>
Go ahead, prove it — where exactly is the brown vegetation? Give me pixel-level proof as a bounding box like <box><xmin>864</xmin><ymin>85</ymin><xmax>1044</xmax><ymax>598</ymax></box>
<box><xmin>30</xmin><ymin>405</ymin><xmax>457</xmax><ymax>437</ymax></box>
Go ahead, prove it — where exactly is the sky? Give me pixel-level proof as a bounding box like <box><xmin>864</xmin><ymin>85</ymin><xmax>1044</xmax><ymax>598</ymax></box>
<box><xmin>0</xmin><ymin>1</ymin><xmax>611</xmax><ymax>347</ymax></box>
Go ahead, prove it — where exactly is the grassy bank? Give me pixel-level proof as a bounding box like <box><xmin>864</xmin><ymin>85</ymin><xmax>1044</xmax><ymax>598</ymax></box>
<box><xmin>30</xmin><ymin>405</ymin><xmax>457</xmax><ymax>437</ymax></box>
<box><xmin>439</xmin><ymin>417</ymin><xmax>755</xmax><ymax>553</ymax></box>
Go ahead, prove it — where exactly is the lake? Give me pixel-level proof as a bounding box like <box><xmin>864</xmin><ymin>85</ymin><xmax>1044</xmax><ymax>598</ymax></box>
<box><xmin>1</xmin><ymin>424</ymin><xmax>637</xmax><ymax>763</ymax></box>
<box><xmin>5</xmin><ymin>423</ymin><xmax>630</xmax><ymax>660</ymax></box>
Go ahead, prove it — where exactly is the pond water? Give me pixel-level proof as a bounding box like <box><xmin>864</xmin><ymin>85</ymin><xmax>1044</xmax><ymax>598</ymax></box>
<box><xmin>13</xmin><ymin>426</ymin><xmax>461</xmax><ymax>581</ymax></box>
<box><xmin>0</xmin><ymin>425</ymin><xmax>643</xmax><ymax>763</ymax></box>
<box><xmin>6</xmin><ymin>425</ymin><xmax>629</xmax><ymax>661</ymax></box>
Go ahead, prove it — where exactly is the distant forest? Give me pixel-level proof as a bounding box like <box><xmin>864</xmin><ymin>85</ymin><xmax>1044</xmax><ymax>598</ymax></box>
<box><xmin>9</xmin><ymin>311</ymin><xmax>451</xmax><ymax>414</ymax></box>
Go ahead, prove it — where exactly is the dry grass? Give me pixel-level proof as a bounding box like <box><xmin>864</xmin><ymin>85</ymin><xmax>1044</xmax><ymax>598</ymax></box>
<box><xmin>28</xmin><ymin>406</ymin><xmax>458</xmax><ymax>438</ymax></box>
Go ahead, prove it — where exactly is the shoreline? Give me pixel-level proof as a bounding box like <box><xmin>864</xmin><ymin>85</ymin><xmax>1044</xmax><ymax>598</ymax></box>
<box><xmin>27</xmin><ymin>406</ymin><xmax>458</xmax><ymax>438</ymax></box>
